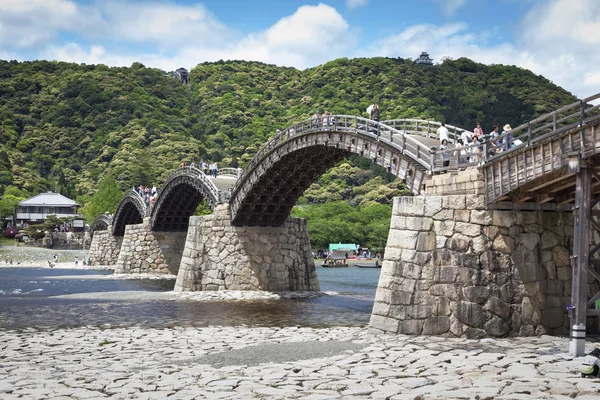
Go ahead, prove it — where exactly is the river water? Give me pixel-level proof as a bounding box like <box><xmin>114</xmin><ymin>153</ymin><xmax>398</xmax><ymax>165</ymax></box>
<box><xmin>0</xmin><ymin>266</ymin><xmax>381</xmax><ymax>330</ymax></box>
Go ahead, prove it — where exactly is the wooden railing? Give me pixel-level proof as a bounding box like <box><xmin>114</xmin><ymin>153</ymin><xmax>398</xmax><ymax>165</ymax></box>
<box><xmin>119</xmin><ymin>189</ymin><xmax>148</xmax><ymax>216</ymax></box>
<box><xmin>155</xmin><ymin>166</ymin><xmax>226</xmax><ymax>206</ymax></box>
<box><xmin>485</xmin><ymin>93</ymin><xmax>600</xmax><ymax>162</ymax></box>
<box><xmin>231</xmin><ymin>115</ymin><xmax>435</xmax><ymax>198</ymax></box>
<box><xmin>112</xmin><ymin>93</ymin><xmax>600</xmax><ymax>223</ymax></box>
<box><xmin>381</xmin><ymin>119</ymin><xmax>469</xmax><ymax>144</ymax></box>
<box><xmin>217</xmin><ymin>167</ymin><xmax>243</xmax><ymax>178</ymax></box>
<box><xmin>90</xmin><ymin>213</ymin><xmax>113</xmax><ymax>235</ymax></box>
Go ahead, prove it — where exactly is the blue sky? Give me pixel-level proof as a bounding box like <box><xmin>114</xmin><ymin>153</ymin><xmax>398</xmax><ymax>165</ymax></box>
<box><xmin>1</xmin><ymin>0</ymin><xmax>598</xmax><ymax>98</ymax></box>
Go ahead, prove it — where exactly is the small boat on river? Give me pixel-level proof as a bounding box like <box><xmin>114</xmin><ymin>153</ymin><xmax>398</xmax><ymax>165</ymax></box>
<box><xmin>356</xmin><ymin>262</ymin><xmax>381</xmax><ymax>268</ymax></box>
<box><xmin>321</xmin><ymin>263</ymin><xmax>348</xmax><ymax>268</ymax></box>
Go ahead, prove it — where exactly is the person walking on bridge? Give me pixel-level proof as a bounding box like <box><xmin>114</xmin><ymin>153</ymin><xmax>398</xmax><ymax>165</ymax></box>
<box><xmin>502</xmin><ymin>124</ymin><xmax>513</xmax><ymax>151</ymax></box>
<box><xmin>437</xmin><ymin>122</ymin><xmax>449</xmax><ymax>144</ymax></box>
<box><xmin>460</xmin><ymin>129</ymin><xmax>472</xmax><ymax>147</ymax></box>
<box><xmin>368</xmin><ymin>104</ymin><xmax>380</xmax><ymax>135</ymax></box>
<box><xmin>312</xmin><ymin>111</ymin><xmax>320</xmax><ymax>128</ymax></box>
<box><xmin>473</xmin><ymin>123</ymin><xmax>484</xmax><ymax>141</ymax></box>
<box><xmin>367</xmin><ymin>104</ymin><xmax>380</xmax><ymax>121</ymax></box>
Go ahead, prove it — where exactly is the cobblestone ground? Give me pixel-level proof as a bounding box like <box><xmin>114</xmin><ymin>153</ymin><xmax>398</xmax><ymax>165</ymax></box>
<box><xmin>1</xmin><ymin>326</ymin><xmax>599</xmax><ymax>399</ymax></box>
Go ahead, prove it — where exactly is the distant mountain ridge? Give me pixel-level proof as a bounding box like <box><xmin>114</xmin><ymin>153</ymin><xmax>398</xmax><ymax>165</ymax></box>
<box><xmin>0</xmin><ymin>57</ymin><xmax>577</xmax><ymax>205</ymax></box>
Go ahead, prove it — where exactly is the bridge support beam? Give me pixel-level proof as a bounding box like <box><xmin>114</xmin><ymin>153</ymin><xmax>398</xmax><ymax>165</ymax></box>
<box><xmin>114</xmin><ymin>218</ymin><xmax>186</xmax><ymax>275</ymax></box>
<box><xmin>174</xmin><ymin>205</ymin><xmax>319</xmax><ymax>292</ymax></box>
<box><xmin>569</xmin><ymin>158</ymin><xmax>592</xmax><ymax>356</ymax></box>
<box><xmin>369</xmin><ymin>193</ymin><xmax>594</xmax><ymax>338</ymax></box>
<box><xmin>88</xmin><ymin>227</ymin><xmax>122</xmax><ymax>266</ymax></box>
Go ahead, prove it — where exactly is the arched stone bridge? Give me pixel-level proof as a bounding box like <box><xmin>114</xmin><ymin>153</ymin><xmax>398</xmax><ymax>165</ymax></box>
<box><xmin>92</xmin><ymin>167</ymin><xmax>234</xmax><ymax>237</ymax></box>
<box><xmin>228</xmin><ymin>115</ymin><xmax>462</xmax><ymax>226</ymax></box>
<box><xmin>89</xmin><ymin>213</ymin><xmax>113</xmax><ymax>237</ymax></box>
<box><xmin>93</xmin><ymin>117</ymin><xmax>459</xmax><ymax>234</ymax></box>
<box><xmin>88</xmin><ymin>95</ymin><xmax>600</xmax><ymax>350</ymax></box>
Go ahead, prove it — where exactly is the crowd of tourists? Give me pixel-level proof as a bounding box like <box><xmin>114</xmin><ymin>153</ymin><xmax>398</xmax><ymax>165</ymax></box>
<box><xmin>436</xmin><ymin>121</ymin><xmax>519</xmax><ymax>166</ymax></box>
<box><xmin>135</xmin><ymin>185</ymin><xmax>157</xmax><ymax>207</ymax></box>
<box><xmin>179</xmin><ymin>160</ymin><xmax>219</xmax><ymax>178</ymax></box>
<box><xmin>311</xmin><ymin>110</ymin><xmax>336</xmax><ymax>128</ymax></box>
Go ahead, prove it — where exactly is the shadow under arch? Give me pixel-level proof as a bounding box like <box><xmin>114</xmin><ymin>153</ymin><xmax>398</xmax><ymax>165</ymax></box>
<box><xmin>149</xmin><ymin>167</ymin><xmax>220</xmax><ymax>232</ymax></box>
<box><xmin>89</xmin><ymin>214</ymin><xmax>113</xmax><ymax>238</ymax></box>
<box><xmin>230</xmin><ymin>116</ymin><xmax>432</xmax><ymax>227</ymax></box>
<box><xmin>112</xmin><ymin>190</ymin><xmax>147</xmax><ymax>237</ymax></box>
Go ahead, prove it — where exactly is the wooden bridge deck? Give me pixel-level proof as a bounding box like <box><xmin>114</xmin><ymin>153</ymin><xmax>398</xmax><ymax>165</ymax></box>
<box><xmin>481</xmin><ymin>94</ymin><xmax>600</xmax><ymax>208</ymax></box>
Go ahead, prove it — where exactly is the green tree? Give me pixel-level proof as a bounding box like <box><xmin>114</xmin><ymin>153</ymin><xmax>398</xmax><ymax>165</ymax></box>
<box><xmin>80</xmin><ymin>174</ymin><xmax>123</xmax><ymax>223</ymax></box>
<box><xmin>0</xmin><ymin>186</ymin><xmax>26</xmax><ymax>225</ymax></box>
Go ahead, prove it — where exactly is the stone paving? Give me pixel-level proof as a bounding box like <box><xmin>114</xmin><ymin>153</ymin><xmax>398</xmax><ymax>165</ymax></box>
<box><xmin>1</xmin><ymin>326</ymin><xmax>599</xmax><ymax>399</ymax></box>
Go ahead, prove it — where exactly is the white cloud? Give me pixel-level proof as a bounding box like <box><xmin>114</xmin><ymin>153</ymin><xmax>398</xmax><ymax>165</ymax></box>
<box><xmin>0</xmin><ymin>0</ymin><xmax>97</xmax><ymax>48</ymax></box>
<box><xmin>0</xmin><ymin>50</ymin><xmax>20</xmax><ymax>61</ymax></box>
<box><xmin>516</xmin><ymin>0</ymin><xmax>600</xmax><ymax>98</ymax></box>
<box><xmin>0</xmin><ymin>0</ymin><xmax>232</xmax><ymax>50</ymax></box>
<box><xmin>41</xmin><ymin>4</ymin><xmax>355</xmax><ymax>71</ymax></box>
<box><xmin>362</xmin><ymin>0</ymin><xmax>600</xmax><ymax>98</ymax></box>
<box><xmin>3</xmin><ymin>0</ymin><xmax>600</xmax><ymax>99</ymax></box>
<box><xmin>432</xmin><ymin>0</ymin><xmax>469</xmax><ymax>16</ymax></box>
<box><xmin>346</xmin><ymin>0</ymin><xmax>369</xmax><ymax>9</ymax></box>
<box><xmin>94</xmin><ymin>1</ymin><xmax>233</xmax><ymax>47</ymax></box>
<box><xmin>229</xmin><ymin>4</ymin><xmax>354</xmax><ymax>68</ymax></box>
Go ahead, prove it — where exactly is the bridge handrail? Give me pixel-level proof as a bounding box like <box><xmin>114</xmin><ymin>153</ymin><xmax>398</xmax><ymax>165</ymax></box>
<box><xmin>90</xmin><ymin>213</ymin><xmax>113</xmax><ymax>235</ymax></box>
<box><xmin>158</xmin><ymin>166</ymin><xmax>225</xmax><ymax>205</ymax></box>
<box><xmin>232</xmin><ymin>114</ymin><xmax>434</xmax><ymax>197</ymax></box>
<box><xmin>217</xmin><ymin>167</ymin><xmax>243</xmax><ymax>178</ymax></box>
<box><xmin>381</xmin><ymin>119</ymin><xmax>470</xmax><ymax>144</ymax></box>
<box><xmin>120</xmin><ymin>189</ymin><xmax>148</xmax><ymax>216</ymax></box>
<box><xmin>485</xmin><ymin>92</ymin><xmax>600</xmax><ymax>162</ymax></box>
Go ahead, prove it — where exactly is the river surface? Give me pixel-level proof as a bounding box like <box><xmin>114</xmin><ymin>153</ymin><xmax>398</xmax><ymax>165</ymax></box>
<box><xmin>0</xmin><ymin>266</ymin><xmax>381</xmax><ymax>330</ymax></box>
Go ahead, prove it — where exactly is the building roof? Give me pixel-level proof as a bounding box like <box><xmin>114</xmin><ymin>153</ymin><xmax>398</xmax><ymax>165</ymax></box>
<box><xmin>416</xmin><ymin>51</ymin><xmax>434</xmax><ymax>65</ymax></box>
<box><xmin>19</xmin><ymin>192</ymin><xmax>79</xmax><ymax>207</ymax></box>
<box><xmin>329</xmin><ymin>243</ymin><xmax>358</xmax><ymax>251</ymax></box>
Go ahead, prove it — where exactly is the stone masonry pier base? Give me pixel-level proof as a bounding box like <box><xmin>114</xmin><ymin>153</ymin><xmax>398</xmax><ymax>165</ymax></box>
<box><xmin>174</xmin><ymin>205</ymin><xmax>319</xmax><ymax>292</ymax></box>
<box><xmin>87</xmin><ymin>227</ymin><xmax>121</xmax><ymax>266</ymax></box>
<box><xmin>114</xmin><ymin>218</ymin><xmax>186</xmax><ymax>275</ymax></box>
<box><xmin>370</xmin><ymin>194</ymin><xmax>578</xmax><ymax>338</ymax></box>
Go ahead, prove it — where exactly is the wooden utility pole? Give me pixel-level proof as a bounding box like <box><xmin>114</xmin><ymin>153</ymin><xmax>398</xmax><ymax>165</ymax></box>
<box><xmin>569</xmin><ymin>155</ymin><xmax>591</xmax><ymax>357</ymax></box>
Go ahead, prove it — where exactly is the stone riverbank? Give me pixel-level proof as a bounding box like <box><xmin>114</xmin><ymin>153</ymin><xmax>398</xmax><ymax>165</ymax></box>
<box><xmin>1</xmin><ymin>326</ymin><xmax>599</xmax><ymax>399</ymax></box>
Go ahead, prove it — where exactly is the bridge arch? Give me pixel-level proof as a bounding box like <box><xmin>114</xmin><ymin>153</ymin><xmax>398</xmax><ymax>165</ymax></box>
<box><xmin>89</xmin><ymin>214</ymin><xmax>113</xmax><ymax>237</ymax></box>
<box><xmin>112</xmin><ymin>190</ymin><xmax>147</xmax><ymax>236</ymax></box>
<box><xmin>150</xmin><ymin>167</ymin><xmax>222</xmax><ymax>232</ymax></box>
<box><xmin>229</xmin><ymin>115</ymin><xmax>444</xmax><ymax>227</ymax></box>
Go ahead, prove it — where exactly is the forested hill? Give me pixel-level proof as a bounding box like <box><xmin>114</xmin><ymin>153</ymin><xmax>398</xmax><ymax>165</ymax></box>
<box><xmin>0</xmin><ymin>57</ymin><xmax>577</xmax><ymax>206</ymax></box>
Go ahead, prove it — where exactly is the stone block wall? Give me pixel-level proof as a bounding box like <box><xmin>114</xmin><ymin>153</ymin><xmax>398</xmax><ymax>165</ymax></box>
<box><xmin>370</xmin><ymin>195</ymin><xmax>582</xmax><ymax>338</ymax></box>
<box><xmin>114</xmin><ymin>218</ymin><xmax>186</xmax><ymax>275</ymax></box>
<box><xmin>426</xmin><ymin>169</ymin><xmax>485</xmax><ymax>196</ymax></box>
<box><xmin>174</xmin><ymin>205</ymin><xmax>319</xmax><ymax>292</ymax></box>
<box><xmin>87</xmin><ymin>228</ymin><xmax>121</xmax><ymax>266</ymax></box>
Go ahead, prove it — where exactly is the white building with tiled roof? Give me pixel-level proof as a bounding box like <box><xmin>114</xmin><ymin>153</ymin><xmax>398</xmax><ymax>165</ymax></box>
<box><xmin>14</xmin><ymin>192</ymin><xmax>81</xmax><ymax>227</ymax></box>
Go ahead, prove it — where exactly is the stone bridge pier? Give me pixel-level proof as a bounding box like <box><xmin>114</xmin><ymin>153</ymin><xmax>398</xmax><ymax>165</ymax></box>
<box><xmin>88</xmin><ymin>227</ymin><xmax>122</xmax><ymax>266</ymax></box>
<box><xmin>369</xmin><ymin>170</ymin><xmax>588</xmax><ymax>338</ymax></box>
<box><xmin>114</xmin><ymin>218</ymin><xmax>187</xmax><ymax>275</ymax></box>
<box><xmin>174</xmin><ymin>205</ymin><xmax>319</xmax><ymax>292</ymax></box>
